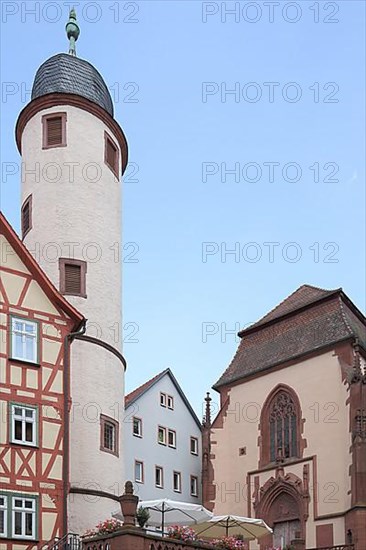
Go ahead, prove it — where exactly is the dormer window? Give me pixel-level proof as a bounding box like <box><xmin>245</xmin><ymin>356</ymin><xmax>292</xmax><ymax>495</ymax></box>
<box><xmin>105</xmin><ymin>132</ymin><xmax>119</xmax><ymax>178</ymax></box>
<box><xmin>42</xmin><ymin>113</ymin><xmax>67</xmax><ymax>149</ymax></box>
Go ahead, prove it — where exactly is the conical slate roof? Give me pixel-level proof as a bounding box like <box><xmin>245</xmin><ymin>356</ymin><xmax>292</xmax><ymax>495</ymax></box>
<box><xmin>31</xmin><ymin>53</ymin><xmax>114</xmax><ymax>117</ymax></box>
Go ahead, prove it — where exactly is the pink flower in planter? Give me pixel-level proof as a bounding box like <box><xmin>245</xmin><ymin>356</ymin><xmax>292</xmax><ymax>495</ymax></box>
<box><xmin>82</xmin><ymin>518</ymin><xmax>123</xmax><ymax>537</ymax></box>
<box><xmin>212</xmin><ymin>536</ymin><xmax>247</xmax><ymax>549</ymax></box>
<box><xmin>167</xmin><ymin>525</ymin><xmax>198</xmax><ymax>542</ymax></box>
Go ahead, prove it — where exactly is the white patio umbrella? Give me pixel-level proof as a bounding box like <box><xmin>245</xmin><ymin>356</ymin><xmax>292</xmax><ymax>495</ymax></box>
<box><xmin>113</xmin><ymin>498</ymin><xmax>213</xmax><ymax>535</ymax></box>
<box><xmin>139</xmin><ymin>499</ymin><xmax>214</xmax><ymax>534</ymax></box>
<box><xmin>192</xmin><ymin>515</ymin><xmax>273</xmax><ymax>540</ymax></box>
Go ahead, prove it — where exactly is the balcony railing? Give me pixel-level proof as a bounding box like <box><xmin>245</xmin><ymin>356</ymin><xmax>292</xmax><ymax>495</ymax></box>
<box><xmin>82</xmin><ymin>529</ymin><xmax>215</xmax><ymax>550</ymax></box>
<box><xmin>82</xmin><ymin>530</ymin><xmax>355</xmax><ymax>550</ymax></box>
<box><xmin>43</xmin><ymin>533</ymin><xmax>81</xmax><ymax>550</ymax></box>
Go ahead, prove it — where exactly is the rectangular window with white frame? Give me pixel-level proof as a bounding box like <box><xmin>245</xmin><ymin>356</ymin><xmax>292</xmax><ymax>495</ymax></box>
<box><xmin>173</xmin><ymin>471</ymin><xmax>181</xmax><ymax>493</ymax></box>
<box><xmin>10</xmin><ymin>404</ymin><xmax>37</xmax><ymax>447</ymax></box>
<box><xmin>135</xmin><ymin>460</ymin><xmax>144</xmax><ymax>483</ymax></box>
<box><xmin>160</xmin><ymin>392</ymin><xmax>166</xmax><ymax>407</ymax></box>
<box><xmin>100</xmin><ymin>415</ymin><xmax>119</xmax><ymax>457</ymax></box>
<box><xmin>167</xmin><ymin>395</ymin><xmax>174</xmax><ymax>409</ymax></box>
<box><xmin>0</xmin><ymin>495</ymin><xmax>7</xmax><ymax>538</ymax></box>
<box><xmin>155</xmin><ymin>466</ymin><xmax>163</xmax><ymax>488</ymax></box>
<box><xmin>11</xmin><ymin>317</ymin><xmax>38</xmax><ymax>364</ymax></box>
<box><xmin>190</xmin><ymin>436</ymin><xmax>198</xmax><ymax>455</ymax></box>
<box><xmin>168</xmin><ymin>429</ymin><xmax>176</xmax><ymax>448</ymax></box>
<box><xmin>12</xmin><ymin>495</ymin><xmax>37</xmax><ymax>539</ymax></box>
<box><xmin>158</xmin><ymin>426</ymin><xmax>166</xmax><ymax>445</ymax></box>
<box><xmin>133</xmin><ymin>417</ymin><xmax>142</xmax><ymax>437</ymax></box>
<box><xmin>190</xmin><ymin>475</ymin><xmax>198</xmax><ymax>497</ymax></box>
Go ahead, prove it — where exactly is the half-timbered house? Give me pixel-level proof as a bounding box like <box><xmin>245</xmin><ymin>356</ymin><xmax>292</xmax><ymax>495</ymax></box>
<box><xmin>0</xmin><ymin>213</ymin><xmax>84</xmax><ymax>548</ymax></box>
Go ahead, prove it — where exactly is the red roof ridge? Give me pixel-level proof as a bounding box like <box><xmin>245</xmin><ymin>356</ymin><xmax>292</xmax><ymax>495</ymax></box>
<box><xmin>125</xmin><ymin>368</ymin><xmax>170</xmax><ymax>406</ymax></box>
<box><xmin>214</xmin><ymin>285</ymin><xmax>365</xmax><ymax>391</ymax></box>
<box><xmin>338</xmin><ymin>295</ymin><xmax>356</xmax><ymax>337</ymax></box>
<box><xmin>0</xmin><ymin>212</ymin><xmax>84</xmax><ymax>329</ymax></box>
<box><xmin>239</xmin><ymin>284</ymin><xmax>340</xmax><ymax>334</ymax></box>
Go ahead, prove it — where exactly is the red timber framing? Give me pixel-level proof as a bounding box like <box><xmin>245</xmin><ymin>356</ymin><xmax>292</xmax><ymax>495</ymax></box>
<box><xmin>0</xmin><ymin>213</ymin><xmax>84</xmax><ymax>549</ymax></box>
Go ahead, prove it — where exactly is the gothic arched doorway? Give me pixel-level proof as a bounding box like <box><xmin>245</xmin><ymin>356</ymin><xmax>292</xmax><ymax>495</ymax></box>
<box><xmin>253</xmin><ymin>470</ymin><xmax>309</xmax><ymax>550</ymax></box>
<box><xmin>271</xmin><ymin>493</ymin><xmax>301</xmax><ymax>548</ymax></box>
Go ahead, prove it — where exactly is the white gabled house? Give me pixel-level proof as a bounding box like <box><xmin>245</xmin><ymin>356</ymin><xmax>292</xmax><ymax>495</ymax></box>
<box><xmin>125</xmin><ymin>369</ymin><xmax>202</xmax><ymax>503</ymax></box>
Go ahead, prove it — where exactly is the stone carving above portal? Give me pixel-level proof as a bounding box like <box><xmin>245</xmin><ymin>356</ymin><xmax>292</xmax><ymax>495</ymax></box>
<box><xmin>253</xmin><ymin>465</ymin><xmax>310</xmax><ymax>532</ymax></box>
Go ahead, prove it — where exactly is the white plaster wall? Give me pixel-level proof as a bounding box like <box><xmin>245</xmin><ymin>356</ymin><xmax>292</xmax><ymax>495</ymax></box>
<box><xmin>211</xmin><ymin>350</ymin><xmax>351</xmax><ymax>545</ymax></box>
<box><xmin>125</xmin><ymin>374</ymin><xmax>202</xmax><ymax>503</ymax></box>
<box><xmin>20</xmin><ymin>105</ymin><xmax>125</xmax><ymax>533</ymax></box>
<box><xmin>21</xmin><ymin>105</ymin><xmax>123</xmax><ymax>348</ymax></box>
<box><xmin>68</xmin><ymin>340</ymin><xmax>125</xmax><ymax>534</ymax></box>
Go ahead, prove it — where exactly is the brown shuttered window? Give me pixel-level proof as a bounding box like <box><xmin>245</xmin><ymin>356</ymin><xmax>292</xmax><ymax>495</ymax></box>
<box><xmin>104</xmin><ymin>132</ymin><xmax>119</xmax><ymax>178</ymax></box>
<box><xmin>59</xmin><ymin>258</ymin><xmax>87</xmax><ymax>297</ymax></box>
<box><xmin>64</xmin><ymin>264</ymin><xmax>81</xmax><ymax>294</ymax></box>
<box><xmin>21</xmin><ymin>195</ymin><xmax>32</xmax><ymax>238</ymax></box>
<box><xmin>47</xmin><ymin>117</ymin><xmax>62</xmax><ymax>145</ymax></box>
<box><xmin>42</xmin><ymin>113</ymin><xmax>67</xmax><ymax>149</ymax></box>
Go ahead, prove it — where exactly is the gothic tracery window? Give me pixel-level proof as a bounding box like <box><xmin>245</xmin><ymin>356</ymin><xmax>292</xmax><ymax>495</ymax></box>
<box><xmin>269</xmin><ymin>391</ymin><xmax>298</xmax><ymax>462</ymax></box>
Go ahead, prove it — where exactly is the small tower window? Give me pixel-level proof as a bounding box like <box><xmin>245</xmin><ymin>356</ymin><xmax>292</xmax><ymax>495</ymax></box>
<box><xmin>21</xmin><ymin>195</ymin><xmax>32</xmax><ymax>238</ymax></box>
<box><xmin>59</xmin><ymin>258</ymin><xmax>87</xmax><ymax>297</ymax></box>
<box><xmin>42</xmin><ymin>113</ymin><xmax>67</xmax><ymax>149</ymax></box>
<box><xmin>104</xmin><ymin>132</ymin><xmax>119</xmax><ymax>177</ymax></box>
<box><xmin>100</xmin><ymin>414</ymin><xmax>119</xmax><ymax>457</ymax></box>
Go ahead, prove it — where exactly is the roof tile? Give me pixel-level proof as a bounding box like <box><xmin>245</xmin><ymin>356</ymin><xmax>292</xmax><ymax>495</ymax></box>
<box><xmin>214</xmin><ymin>286</ymin><xmax>365</xmax><ymax>389</ymax></box>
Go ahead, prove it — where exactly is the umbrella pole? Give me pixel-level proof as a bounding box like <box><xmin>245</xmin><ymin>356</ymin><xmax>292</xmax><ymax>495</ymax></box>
<box><xmin>226</xmin><ymin>517</ymin><xmax>229</xmax><ymax>537</ymax></box>
<box><xmin>162</xmin><ymin>503</ymin><xmax>165</xmax><ymax>538</ymax></box>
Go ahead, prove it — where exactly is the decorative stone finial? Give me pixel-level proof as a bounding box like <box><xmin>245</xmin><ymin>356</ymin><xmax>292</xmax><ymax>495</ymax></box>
<box><xmin>119</xmin><ymin>481</ymin><xmax>139</xmax><ymax>528</ymax></box>
<box><xmin>66</xmin><ymin>8</ymin><xmax>80</xmax><ymax>57</ymax></box>
<box><xmin>125</xmin><ymin>481</ymin><xmax>134</xmax><ymax>495</ymax></box>
<box><xmin>204</xmin><ymin>392</ymin><xmax>212</xmax><ymax>427</ymax></box>
<box><xmin>350</xmin><ymin>340</ymin><xmax>363</xmax><ymax>384</ymax></box>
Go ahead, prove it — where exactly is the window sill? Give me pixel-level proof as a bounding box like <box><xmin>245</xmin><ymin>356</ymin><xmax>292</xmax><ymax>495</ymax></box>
<box><xmin>190</xmin><ymin>452</ymin><xmax>198</xmax><ymax>456</ymax></box>
<box><xmin>9</xmin><ymin>357</ymin><xmax>40</xmax><ymax>368</ymax></box>
<box><xmin>5</xmin><ymin>539</ymin><xmax>38</xmax><ymax>543</ymax></box>
<box><xmin>168</xmin><ymin>445</ymin><xmax>176</xmax><ymax>449</ymax></box>
<box><xmin>11</xmin><ymin>441</ymin><xmax>38</xmax><ymax>449</ymax></box>
<box><xmin>133</xmin><ymin>433</ymin><xmax>142</xmax><ymax>438</ymax></box>
<box><xmin>42</xmin><ymin>143</ymin><xmax>67</xmax><ymax>150</ymax></box>
<box><xmin>105</xmin><ymin>160</ymin><xmax>119</xmax><ymax>180</ymax></box>
<box><xmin>267</xmin><ymin>456</ymin><xmax>299</xmax><ymax>467</ymax></box>
<box><xmin>22</xmin><ymin>227</ymin><xmax>31</xmax><ymax>240</ymax></box>
<box><xmin>158</xmin><ymin>441</ymin><xmax>166</xmax><ymax>446</ymax></box>
<box><xmin>62</xmin><ymin>291</ymin><xmax>87</xmax><ymax>299</ymax></box>
<box><xmin>100</xmin><ymin>446</ymin><xmax>119</xmax><ymax>458</ymax></box>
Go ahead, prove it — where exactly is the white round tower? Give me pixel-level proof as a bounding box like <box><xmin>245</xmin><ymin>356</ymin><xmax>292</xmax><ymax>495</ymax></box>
<box><xmin>16</xmin><ymin>10</ymin><xmax>128</xmax><ymax>535</ymax></box>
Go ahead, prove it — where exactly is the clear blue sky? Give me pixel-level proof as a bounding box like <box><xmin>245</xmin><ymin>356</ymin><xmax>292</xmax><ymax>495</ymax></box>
<box><xmin>1</xmin><ymin>1</ymin><xmax>365</xmax><ymax>418</ymax></box>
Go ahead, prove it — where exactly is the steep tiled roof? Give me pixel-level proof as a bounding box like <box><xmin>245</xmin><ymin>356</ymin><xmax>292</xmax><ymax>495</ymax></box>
<box><xmin>214</xmin><ymin>286</ymin><xmax>366</xmax><ymax>390</ymax></box>
<box><xmin>125</xmin><ymin>369</ymin><xmax>169</xmax><ymax>407</ymax></box>
<box><xmin>32</xmin><ymin>53</ymin><xmax>114</xmax><ymax>116</ymax></box>
<box><xmin>125</xmin><ymin>368</ymin><xmax>202</xmax><ymax>428</ymax></box>
<box><xmin>242</xmin><ymin>285</ymin><xmax>339</xmax><ymax>333</ymax></box>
